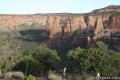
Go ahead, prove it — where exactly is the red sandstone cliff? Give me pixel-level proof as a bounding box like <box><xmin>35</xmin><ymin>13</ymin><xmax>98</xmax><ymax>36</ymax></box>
<box><xmin>0</xmin><ymin>5</ymin><xmax>120</xmax><ymax>47</ymax></box>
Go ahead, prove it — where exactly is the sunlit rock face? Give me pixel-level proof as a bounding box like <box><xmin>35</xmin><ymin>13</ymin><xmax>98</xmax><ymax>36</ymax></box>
<box><xmin>0</xmin><ymin>5</ymin><xmax>120</xmax><ymax>47</ymax></box>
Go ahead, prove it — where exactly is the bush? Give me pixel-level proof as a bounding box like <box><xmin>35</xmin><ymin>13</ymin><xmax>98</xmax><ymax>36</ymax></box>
<box><xmin>68</xmin><ymin>41</ymin><xmax>120</xmax><ymax>77</ymax></box>
<box><xmin>32</xmin><ymin>47</ymin><xmax>60</xmax><ymax>71</ymax></box>
<box><xmin>25</xmin><ymin>74</ymin><xmax>36</xmax><ymax>80</ymax></box>
<box><xmin>82</xmin><ymin>73</ymin><xmax>94</xmax><ymax>80</ymax></box>
<box><xmin>48</xmin><ymin>71</ymin><xmax>63</xmax><ymax>80</ymax></box>
<box><xmin>5</xmin><ymin>71</ymin><xmax>24</xmax><ymax>80</ymax></box>
<box><xmin>14</xmin><ymin>55</ymin><xmax>42</xmax><ymax>76</ymax></box>
<box><xmin>0</xmin><ymin>53</ymin><xmax>22</xmax><ymax>76</ymax></box>
<box><xmin>0</xmin><ymin>59</ymin><xmax>12</xmax><ymax>74</ymax></box>
<box><xmin>14</xmin><ymin>47</ymin><xmax>60</xmax><ymax>75</ymax></box>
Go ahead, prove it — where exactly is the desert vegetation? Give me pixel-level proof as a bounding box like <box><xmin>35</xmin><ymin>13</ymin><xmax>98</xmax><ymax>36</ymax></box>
<box><xmin>0</xmin><ymin>23</ymin><xmax>120</xmax><ymax>80</ymax></box>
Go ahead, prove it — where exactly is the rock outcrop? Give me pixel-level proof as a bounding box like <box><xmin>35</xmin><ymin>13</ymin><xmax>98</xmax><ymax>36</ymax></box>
<box><xmin>0</xmin><ymin>5</ymin><xmax>120</xmax><ymax>47</ymax></box>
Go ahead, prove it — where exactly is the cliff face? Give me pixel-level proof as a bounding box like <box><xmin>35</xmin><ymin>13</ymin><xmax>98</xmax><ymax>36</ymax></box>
<box><xmin>0</xmin><ymin>5</ymin><xmax>120</xmax><ymax>47</ymax></box>
<box><xmin>0</xmin><ymin>15</ymin><xmax>47</xmax><ymax>31</ymax></box>
<box><xmin>46</xmin><ymin>14</ymin><xmax>120</xmax><ymax>47</ymax></box>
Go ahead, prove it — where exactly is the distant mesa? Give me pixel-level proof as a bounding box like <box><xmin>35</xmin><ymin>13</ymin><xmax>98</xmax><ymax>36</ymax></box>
<box><xmin>92</xmin><ymin>5</ymin><xmax>120</xmax><ymax>14</ymax></box>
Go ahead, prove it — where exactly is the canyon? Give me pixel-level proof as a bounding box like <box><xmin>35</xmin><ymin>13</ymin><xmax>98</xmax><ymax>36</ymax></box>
<box><xmin>0</xmin><ymin>5</ymin><xmax>120</xmax><ymax>48</ymax></box>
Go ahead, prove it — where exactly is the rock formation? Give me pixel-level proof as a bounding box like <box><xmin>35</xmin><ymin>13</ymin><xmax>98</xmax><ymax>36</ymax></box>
<box><xmin>0</xmin><ymin>5</ymin><xmax>120</xmax><ymax>47</ymax></box>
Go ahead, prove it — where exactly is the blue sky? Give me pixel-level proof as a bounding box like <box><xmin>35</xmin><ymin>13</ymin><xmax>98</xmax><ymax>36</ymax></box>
<box><xmin>0</xmin><ymin>0</ymin><xmax>120</xmax><ymax>14</ymax></box>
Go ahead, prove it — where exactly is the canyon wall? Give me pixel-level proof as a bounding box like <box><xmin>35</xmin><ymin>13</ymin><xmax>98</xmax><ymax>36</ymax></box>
<box><xmin>0</xmin><ymin>6</ymin><xmax>120</xmax><ymax>47</ymax></box>
<box><xmin>0</xmin><ymin>15</ymin><xmax>47</xmax><ymax>31</ymax></box>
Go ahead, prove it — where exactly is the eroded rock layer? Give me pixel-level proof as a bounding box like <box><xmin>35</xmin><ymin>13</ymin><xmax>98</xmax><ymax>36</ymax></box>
<box><xmin>0</xmin><ymin>5</ymin><xmax>120</xmax><ymax>47</ymax></box>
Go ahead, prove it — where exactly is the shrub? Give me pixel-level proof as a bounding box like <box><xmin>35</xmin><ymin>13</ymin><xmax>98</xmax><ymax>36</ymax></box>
<box><xmin>25</xmin><ymin>74</ymin><xmax>36</xmax><ymax>80</ymax></box>
<box><xmin>82</xmin><ymin>73</ymin><xmax>94</xmax><ymax>80</ymax></box>
<box><xmin>14</xmin><ymin>55</ymin><xmax>42</xmax><ymax>76</ymax></box>
<box><xmin>5</xmin><ymin>71</ymin><xmax>24</xmax><ymax>80</ymax></box>
<box><xmin>0</xmin><ymin>59</ymin><xmax>12</xmax><ymax>74</ymax></box>
<box><xmin>48</xmin><ymin>71</ymin><xmax>63</xmax><ymax>80</ymax></box>
<box><xmin>14</xmin><ymin>47</ymin><xmax>60</xmax><ymax>75</ymax></box>
<box><xmin>68</xmin><ymin>42</ymin><xmax>120</xmax><ymax>77</ymax></box>
<box><xmin>32</xmin><ymin>47</ymin><xmax>60</xmax><ymax>71</ymax></box>
<box><xmin>0</xmin><ymin>53</ymin><xmax>22</xmax><ymax>76</ymax></box>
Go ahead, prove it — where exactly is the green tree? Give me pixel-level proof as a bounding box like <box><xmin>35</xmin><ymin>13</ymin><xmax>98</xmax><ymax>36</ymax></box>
<box><xmin>14</xmin><ymin>47</ymin><xmax>60</xmax><ymax>75</ymax></box>
<box><xmin>14</xmin><ymin>55</ymin><xmax>42</xmax><ymax>76</ymax></box>
<box><xmin>32</xmin><ymin>47</ymin><xmax>60</xmax><ymax>71</ymax></box>
<box><xmin>68</xmin><ymin>42</ymin><xmax>120</xmax><ymax>77</ymax></box>
<box><xmin>0</xmin><ymin>53</ymin><xmax>22</xmax><ymax>75</ymax></box>
<box><xmin>0</xmin><ymin>59</ymin><xmax>12</xmax><ymax>75</ymax></box>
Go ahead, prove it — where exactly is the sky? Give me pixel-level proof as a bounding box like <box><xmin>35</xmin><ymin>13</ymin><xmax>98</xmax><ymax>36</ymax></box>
<box><xmin>0</xmin><ymin>0</ymin><xmax>120</xmax><ymax>14</ymax></box>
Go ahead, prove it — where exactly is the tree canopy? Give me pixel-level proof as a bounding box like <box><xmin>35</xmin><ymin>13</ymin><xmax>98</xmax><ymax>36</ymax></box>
<box><xmin>68</xmin><ymin>41</ymin><xmax>120</xmax><ymax>76</ymax></box>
